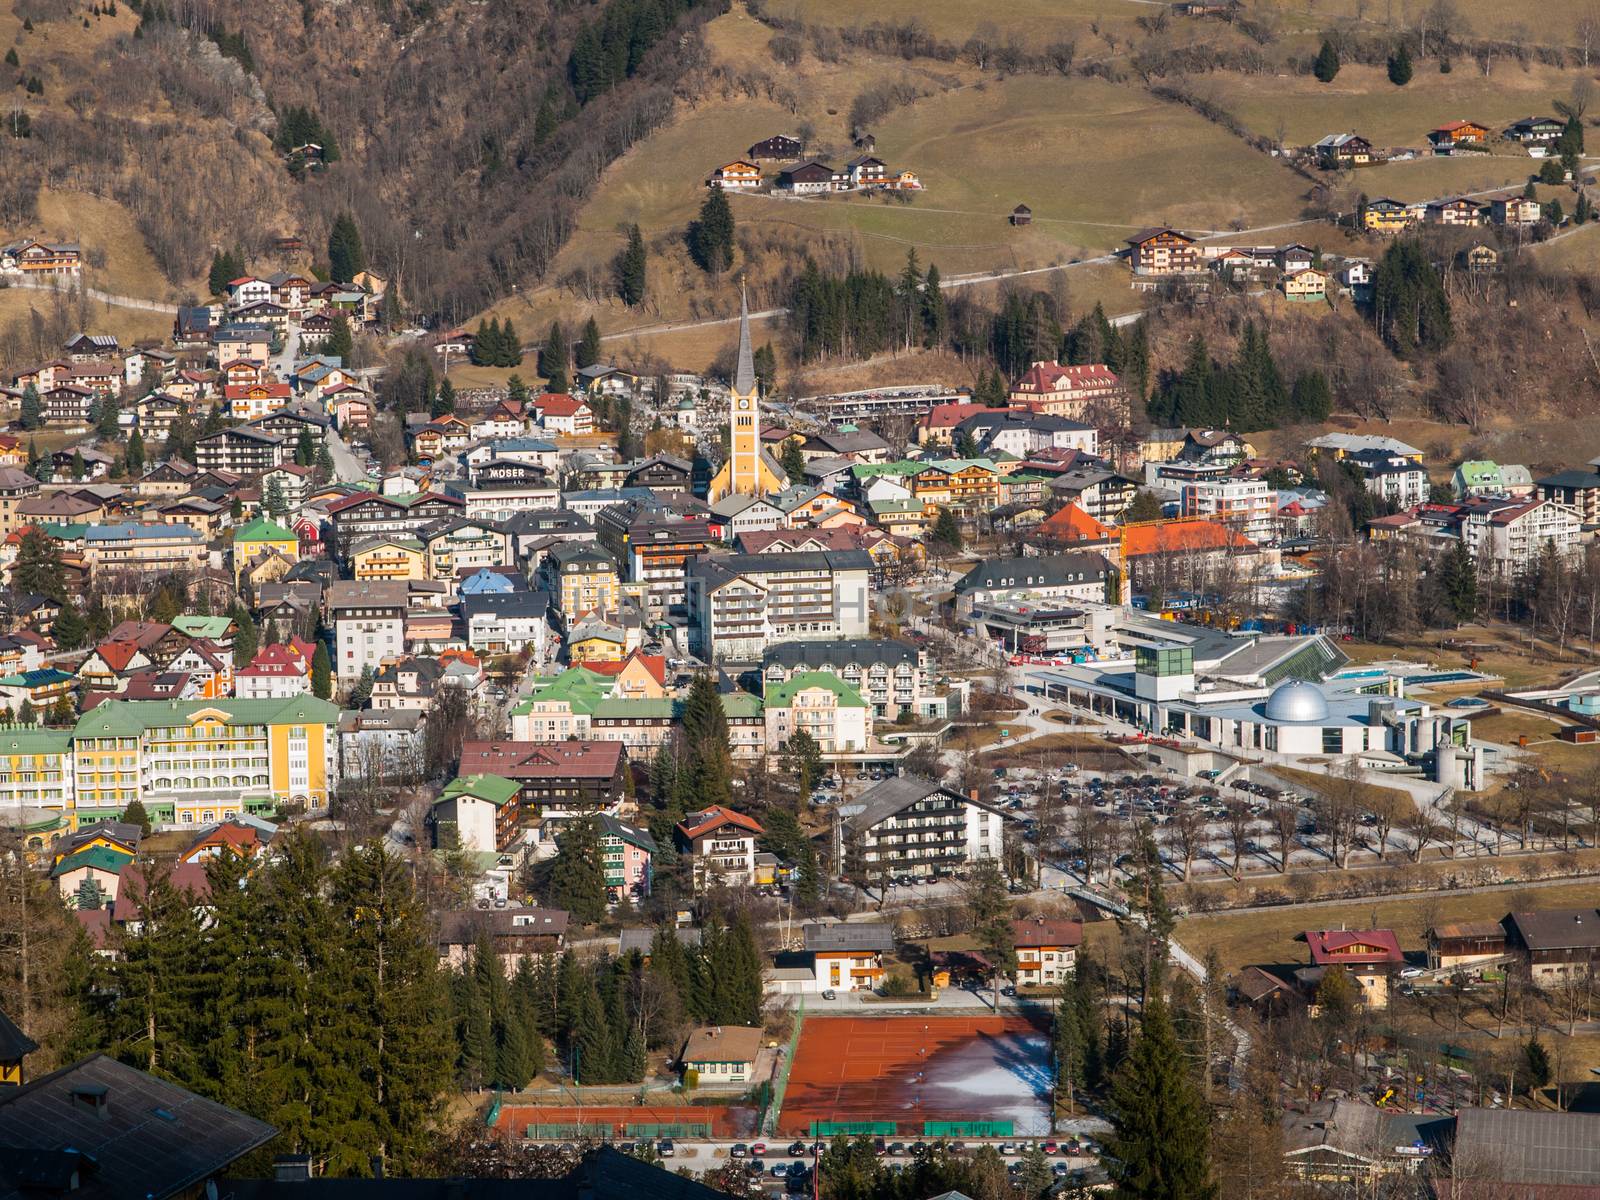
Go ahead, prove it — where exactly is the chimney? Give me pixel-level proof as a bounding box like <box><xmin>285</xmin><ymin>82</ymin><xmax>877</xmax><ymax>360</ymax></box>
<box><xmin>969</xmin><ymin>788</ymin><xmax>979</xmax><ymax>803</ymax></box>
<box><xmin>274</xmin><ymin>1156</ymin><xmax>313</xmax><ymax>1183</ymax></box>
<box><xmin>69</xmin><ymin>1083</ymin><xmax>109</xmax><ymax>1119</ymax></box>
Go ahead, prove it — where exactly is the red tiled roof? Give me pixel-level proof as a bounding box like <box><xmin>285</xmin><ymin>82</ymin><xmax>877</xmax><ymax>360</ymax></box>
<box><xmin>225</xmin><ymin>383</ymin><xmax>291</xmax><ymax>400</ymax></box>
<box><xmin>459</xmin><ymin>739</ymin><xmax>623</xmax><ymax>780</ymax></box>
<box><xmin>1011</xmin><ymin>916</ymin><xmax>1084</xmax><ymax>949</ymax></box>
<box><xmin>92</xmin><ymin>640</ymin><xmax>144</xmax><ymax>673</ymax></box>
<box><xmin>535</xmin><ymin>393</ymin><xmax>589</xmax><ymax>418</ymax></box>
<box><xmin>678</xmin><ymin>804</ymin><xmax>764</xmax><ymax>841</ymax></box>
<box><xmin>918</xmin><ymin>401</ymin><xmax>1012</xmax><ymax>431</ymax></box>
<box><xmin>104</xmin><ymin>621</ymin><xmax>173</xmax><ymax>651</ymax></box>
<box><xmin>1303</xmin><ymin>928</ymin><xmax>1405</xmax><ymax>965</ymax></box>
<box><xmin>1011</xmin><ymin>362</ymin><xmax>1121</xmax><ymax>394</ymax></box>
<box><xmin>1121</xmin><ymin>519</ymin><xmax>1256</xmax><ymax>556</ymax></box>
<box><xmin>183</xmin><ymin>821</ymin><xmax>261</xmax><ymax>859</ymax></box>
<box><xmin>113</xmin><ymin>862</ymin><xmax>212</xmax><ymax>922</ymax></box>
<box><xmin>238</xmin><ymin>639</ymin><xmax>315</xmax><ymax>678</ymax></box>
<box><xmin>1037</xmin><ymin>502</ymin><xmax>1114</xmax><ymax>542</ymax></box>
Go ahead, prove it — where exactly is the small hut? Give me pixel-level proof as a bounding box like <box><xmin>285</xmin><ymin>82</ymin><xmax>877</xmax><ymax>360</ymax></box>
<box><xmin>1010</xmin><ymin>204</ymin><xmax>1033</xmax><ymax>226</ymax></box>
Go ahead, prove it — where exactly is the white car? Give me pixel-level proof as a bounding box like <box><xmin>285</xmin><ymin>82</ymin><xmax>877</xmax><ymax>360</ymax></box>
<box><xmin>1399</xmin><ymin>966</ymin><xmax>1425</xmax><ymax>979</ymax></box>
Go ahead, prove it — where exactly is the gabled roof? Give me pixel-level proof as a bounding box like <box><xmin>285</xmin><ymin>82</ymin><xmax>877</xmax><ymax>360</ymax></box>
<box><xmin>1301</xmin><ymin>928</ymin><xmax>1404</xmax><ymax>965</ymax></box>
<box><xmin>677</xmin><ymin>804</ymin><xmax>764</xmax><ymax>841</ymax></box>
<box><xmin>1035</xmin><ymin>502</ymin><xmax>1115</xmax><ymax>542</ymax></box>
<box><xmin>1121</xmin><ymin>518</ymin><xmax>1256</xmax><ymax>556</ymax></box>
<box><xmin>438</xmin><ymin>773</ymin><xmax>522</xmax><ymax>808</ymax></box>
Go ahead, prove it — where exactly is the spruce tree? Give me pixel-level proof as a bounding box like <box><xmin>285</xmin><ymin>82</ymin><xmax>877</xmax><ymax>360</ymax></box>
<box><xmin>125</xmin><ymin>429</ymin><xmax>146</xmax><ymax>475</ymax></box>
<box><xmin>1290</xmin><ymin>370</ymin><xmax>1332</xmax><ymax>421</ymax></box>
<box><xmin>1313</xmin><ymin>39</ymin><xmax>1340</xmax><ymax>82</ymax></box>
<box><xmin>52</xmin><ymin>601</ymin><xmax>86</xmax><ymax>650</ymax></box>
<box><xmin>576</xmin><ymin>317</ymin><xmax>603</xmax><ymax>370</ymax></box>
<box><xmin>123</xmin><ymin>798</ymin><xmax>152</xmax><ymax>835</ymax></box>
<box><xmin>431</xmin><ymin>378</ymin><xmax>456</xmax><ymax>418</ymax></box>
<box><xmin>539</xmin><ymin>323</ymin><xmax>569</xmax><ymax>392</ymax></box>
<box><xmin>327</xmin><ymin>212</ymin><xmax>365</xmax><ymax>282</ymax></box>
<box><xmin>1387</xmin><ymin>42</ymin><xmax>1413</xmax><ymax>85</ymax></box>
<box><xmin>616</xmin><ymin>223</ymin><xmax>647</xmax><ymax>307</ymax></box>
<box><xmin>19</xmin><ymin>383</ymin><xmax>40</xmax><ymax>430</ymax></box>
<box><xmin>325</xmin><ymin>313</ymin><xmax>354</xmax><ymax>360</ymax></box>
<box><xmin>687</xmin><ymin>187</ymin><xmax>735</xmax><ymax>275</ymax></box>
<box><xmin>108</xmin><ymin>866</ymin><xmax>205</xmax><ymax>1081</ymax></box>
<box><xmin>546</xmin><ymin>815</ymin><xmax>609</xmax><ymax>925</ymax></box>
<box><xmin>498</xmin><ymin>319</ymin><xmax>521</xmax><ymax>368</ymax></box>
<box><xmin>752</xmin><ymin>343</ymin><xmax>777</xmax><ymax>395</ymax></box>
<box><xmin>311</xmin><ymin>642</ymin><xmax>332</xmax><ymax>699</ymax></box>
<box><xmin>1107</xmin><ymin>992</ymin><xmax>1218</xmax><ymax>1200</ymax></box>
<box><xmin>14</xmin><ymin>527</ymin><xmax>65</xmax><ymax>600</ymax></box>
<box><xmin>780</xmin><ymin>438</ymin><xmax>807</xmax><ymax>483</ymax></box>
<box><xmin>232</xmin><ymin>604</ymin><xmax>259</xmax><ymax>664</ymax></box>
<box><xmin>922</xmin><ymin>264</ymin><xmax>948</xmax><ymax>347</ymax></box>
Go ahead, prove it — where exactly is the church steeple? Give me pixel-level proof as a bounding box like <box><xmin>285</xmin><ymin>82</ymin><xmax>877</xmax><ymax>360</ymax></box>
<box><xmin>733</xmin><ymin>279</ymin><xmax>756</xmax><ymax>398</ymax></box>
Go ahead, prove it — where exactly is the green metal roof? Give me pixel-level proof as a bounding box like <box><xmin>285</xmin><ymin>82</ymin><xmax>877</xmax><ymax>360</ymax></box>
<box><xmin>438</xmin><ymin>773</ymin><xmax>521</xmax><ymax>808</ymax></box>
<box><xmin>51</xmin><ymin>845</ymin><xmax>135</xmax><ymax>877</ymax></box>
<box><xmin>74</xmin><ymin>696</ymin><xmax>342</xmax><ymax>738</ymax></box>
<box><xmin>171</xmin><ymin>615</ymin><xmax>235</xmax><ymax>640</ymax></box>
<box><xmin>232</xmin><ymin>515</ymin><xmax>298</xmax><ymax>543</ymax></box>
<box><xmin>851</xmin><ymin>461</ymin><xmax>923</xmax><ymax>480</ymax></box>
<box><xmin>764</xmin><ymin>670</ymin><xmax>868</xmax><ymax>708</ymax></box>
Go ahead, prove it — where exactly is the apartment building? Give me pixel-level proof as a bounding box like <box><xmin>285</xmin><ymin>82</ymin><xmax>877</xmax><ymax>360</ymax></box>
<box><xmin>593</xmin><ymin>504</ymin><xmax>717</xmax><ymax>616</ymax></box>
<box><xmin>539</xmin><ymin>540</ymin><xmax>620</xmax><ymax>621</ymax></box>
<box><xmin>45</xmin><ymin>522</ymin><xmax>206</xmax><ymax>590</ymax></box>
<box><xmin>953</xmin><ymin>552</ymin><xmax>1114</xmax><ymax>615</ymax></box>
<box><xmin>327</xmin><ymin>492</ymin><xmax>466</xmax><ymax>560</ymax></box>
<box><xmin>457</xmin><ymin>739</ymin><xmax>627</xmax><ymax>840</ymax></box>
<box><xmin>762</xmin><ymin>638</ymin><xmax>926</xmax><ymax>720</ymax></box>
<box><xmin>598</xmin><ymin>813</ymin><xmax>655</xmax><ymax>901</ymax></box>
<box><xmin>841</xmin><ymin>776</ymin><xmax>1007</xmax><ymax>881</ymax></box>
<box><xmin>1179</xmin><ymin>477</ymin><xmax>1278</xmax><ymax>546</ymax></box>
<box><xmin>17</xmin><ymin>696</ymin><xmax>340</xmax><ymax>829</ymax></box>
<box><xmin>676</xmin><ymin>804</ymin><xmax>766</xmax><ymax>889</ymax></box>
<box><xmin>1461</xmin><ymin>497</ymin><xmax>1582</xmax><ymax>574</ymax></box>
<box><xmin>687</xmin><ymin>549</ymin><xmax>872</xmax><ymax>663</ymax></box>
<box><xmin>463</xmin><ymin>591</ymin><xmax>552</xmax><ymax>658</ymax></box>
<box><xmin>764</xmin><ymin>671</ymin><xmax>872</xmax><ymax>757</ymax></box>
<box><xmin>194</xmin><ymin>426</ymin><xmax>287</xmax><ymax>476</ymax></box>
<box><xmin>327</xmin><ymin>580</ymin><xmax>409</xmax><ymax>681</ymax></box>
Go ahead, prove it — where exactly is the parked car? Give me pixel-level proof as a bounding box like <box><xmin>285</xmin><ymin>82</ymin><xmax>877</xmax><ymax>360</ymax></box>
<box><xmin>1400</xmin><ymin>966</ymin><xmax>1425</xmax><ymax>978</ymax></box>
<box><xmin>822</xmin><ymin>989</ymin><xmax>837</xmax><ymax>1000</ymax></box>
<box><xmin>788</xmin><ymin>1142</ymin><xmax>808</xmax><ymax>1156</ymax></box>
<box><xmin>658</xmin><ymin>1139</ymin><xmax>675</xmax><ymax>1157</ymax></box>
<box><xmin>751</xmin><ymin>1143</ymin><xmax>767</xmax><ymax>1157</ymax></box>
<box><xmin>731</xmin><ymin>1144</ymin><xmax>748</xmax><ymax>1158</ymax></box>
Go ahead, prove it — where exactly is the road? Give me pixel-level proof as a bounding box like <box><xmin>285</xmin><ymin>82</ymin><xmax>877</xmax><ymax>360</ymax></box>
<box><xmin>324</xmin><ymin>428</ymin><xmax>371</xmax><ymax>484</ymax></box>
<box><xmin>8</xmin><ymin>275</ymin><xmax>179</xmax><ymax>314</ymax></box>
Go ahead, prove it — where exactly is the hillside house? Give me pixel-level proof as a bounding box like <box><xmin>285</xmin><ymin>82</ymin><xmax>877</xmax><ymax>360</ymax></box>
<box><xmin>1314</xmin><ymin>133</ymin><xmax>1375</xmax><ymax>168</ymax></box>
<box><xmin>1461</xmin><ymin>243</ymin><xmax>1500</xmax><ymax>272</ymax></box>
<box><xmin>2</xmin><ymin>239</ymin><xmax>81</xmax><ymax>275</ymax></box>
<box><xmin>1504</xmin><ymin>115</ymin><xmax>1563</xmax><ymax>144</ymax></box>
<box><xmin>1282</xmin><ymin>268</ymin><xmax>1328</xmax><ymax>301</ymax></box>
<box><xmin>1428</xmin><ymin>120</ymin><xmax>1489</xmax><ymax>151</ymax></box>
<box><xmin>1425</xmin><ymin>197</ymin><xmax>1482</xmax><ymax>226</ymax></box>
<box><xmin>1012</xmin><ymin>916</ymin><xmax>1084</xmax><ymax>987</ymax></box>
<box><xmin>1362</xmin><ymin>197</ymin><xmax>1418</xmax><ymax>232</ymax></box>
<box><xmin>845</xmin><ymin>155</ymin><xmax>889</xmax><ymax>188</ymax></box>
<box><xmin>708</xmin><ymin>160</ymin><xmax>762</xmax><ymax>190</ymax></box>
<box><xmin>1126</xmin><ymin>227</ymin><xmax>1200</xmax><ymax>275</ymax></box>
<box><xmin>776</xmin><ymin>160</ymin><xmax>845</xmax><ymax>193</ymax></box>
<box><xmin>1492</xmin><ymin>194</ymin><xmax>1541</xmax><ymax>226</ymax></box>
<box><xmin>748</xmin><ymin>134</ymin><xmax>803</xmax><ymax>159</ymax></box>
<box><xmin>676</xmin><ymin>805</ymin><xmax>765</xmax><ymax>888</ymax></box>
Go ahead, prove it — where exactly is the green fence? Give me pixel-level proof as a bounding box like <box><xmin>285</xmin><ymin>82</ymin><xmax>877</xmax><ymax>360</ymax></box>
<box><xmin>525</xmin><ymin>1123</ymin><xmax>613</xmax><ymax>1141</ymax></box>
<box><xmin>923</xmin><ymin>1121</ymin><xmax>1013</xmax><ymax>1138</ymax></box>
<box><xmin>764</xmin><ymin>994</ymin><xmax>804</xmax><ymax>1137</ymax></box>
<box><xmin>811</xmin><ymin>1121</ymin><xmax>898</xmax><ymax>1137</ymax></box>
<box><xmin>627</xmin><ymin>1122</ymin><xmax>713</xmax><ymax>1139</ymax></box>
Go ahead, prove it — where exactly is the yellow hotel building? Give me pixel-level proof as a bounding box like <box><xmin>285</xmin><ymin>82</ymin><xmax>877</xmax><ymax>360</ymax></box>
<box><xmin>0</xmin><ymin>696</ymin><xmax>340</xmax><ymax>834</ymax></box>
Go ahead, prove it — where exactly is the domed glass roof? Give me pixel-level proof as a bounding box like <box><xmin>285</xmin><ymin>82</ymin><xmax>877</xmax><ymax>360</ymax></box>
<box><xmin>1264</xmin><ymin>679</ymin><xmax>1330</xmax><ymax>724</ymax></box>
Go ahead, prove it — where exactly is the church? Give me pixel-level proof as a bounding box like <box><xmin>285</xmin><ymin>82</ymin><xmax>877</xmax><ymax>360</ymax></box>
<box><xmin>706</xmin><ymin>285</ymin><xmax>789</xmax><ymax>504</ymax></box>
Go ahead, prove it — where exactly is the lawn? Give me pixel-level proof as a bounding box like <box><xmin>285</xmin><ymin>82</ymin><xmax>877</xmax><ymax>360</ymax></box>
<box><xmin>0</xmin><ymin>286</ymin><xmax>172</xmax><ymax>346</ymax></box>
<box><xmin>1223</xmin><ymin>62</ymin><xmax>1572</xmax><ymax>149</ymax></box>
<box><xmin>1177</xmin><ymin>875</ymin><xmax>1600</xmax><ymax>974</ymax></box>
<box><xmin>27</xmin><ymin>187</ymin><xmax>184</xmax><ymax>301</ymax></box>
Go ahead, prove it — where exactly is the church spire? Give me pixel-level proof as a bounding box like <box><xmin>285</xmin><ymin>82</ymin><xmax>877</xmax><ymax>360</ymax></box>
<box><xmin>733</xmin><ymin>279</ymin><xmax>756</xmax><ymax>397</ymax></box>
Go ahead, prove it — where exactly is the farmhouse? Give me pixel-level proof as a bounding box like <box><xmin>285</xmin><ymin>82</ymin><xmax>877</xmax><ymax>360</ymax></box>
<box><xmin>1491</xmin><ymin>194</ymin><xmax>1540</xmax><ymax>226</ymax></box>
<box><xmin>777</xmin><ymin>160</ymin><xmax>844</xmax><ymax>193</ymax></box>
<box><xmin>1504</xmin><ymin>115</ymin><xmax>1563</xmax><ymax>144</ymax></box>
<box><xmin>708</xmin><ymin>160</ymin><xmax>762</xmax><ymax>190</ymax></box>
<box><xmin>1424</xmin><ymin>197</ymin><xmax>1482</xmax><ymax>226</ymax></box>
<box><xmin>1282</xmin><ymin>268</ymin><xmax>1328</xmax><ymax>301</ymax></box>
<box><xmin>1313</xmin><ymin>133</ymin><xmax>1374</xmax><ymax>168</ymax></box>
<box><xmin>748</xmin><ymin>133</ymin><xmax>803</xmax><ymax>159</ymax></box>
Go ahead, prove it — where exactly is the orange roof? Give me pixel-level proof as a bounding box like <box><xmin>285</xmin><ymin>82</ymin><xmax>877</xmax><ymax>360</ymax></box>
<box><xmin>1120</xmin><ymin>518</ymin><xmax>1256</xmax><ymax>557</ymax></box>
<box><xmin>678</xmin><ymin>805</ymin><xmax>764</xmax><ymax>841</ymax></box>
<box><xmin>92</xmin><ymin>640</ymin><xmax>144</xmax><ymax>673</ymax></box>
<box><xmin>1037</xmin><ymin>502</ymin><xmax>1114</xmax><ymax>542</ymax></box>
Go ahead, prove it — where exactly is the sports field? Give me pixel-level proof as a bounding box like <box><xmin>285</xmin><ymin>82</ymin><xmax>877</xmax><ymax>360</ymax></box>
<box><xmin>496</xmin><ymin>1103</ymin><xmax>746</xmax><ymax>1138</ymax></box>
<box><xmin>777</xmin><ymin>1014</ymin><xmax>1053</xmax><ymax>1137</ymax></box>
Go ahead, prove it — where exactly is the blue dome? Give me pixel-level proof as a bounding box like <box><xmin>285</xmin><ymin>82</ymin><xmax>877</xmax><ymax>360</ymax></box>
<box><xmin>1264</xmin><ymin>679</ymin><xmax>1329</xmax><ymax>723</ymax></box>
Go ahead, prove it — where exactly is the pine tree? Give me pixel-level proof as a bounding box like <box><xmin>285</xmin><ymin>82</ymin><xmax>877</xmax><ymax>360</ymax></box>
<box><xmin>327</xmin><ymin>212</ymin><xmax>366</xmax><ymax>282</ymax></box>
<box><xmin>1372</xmin><ymin>238</ymin><xmax>1451</xmax><ymax>354</ymax></box>
<box><xmin>351</xmin><ymin>663</ymin><xmax>374</xmax><ymax>706</ymax></box>
<box><xmin>616</xmin><ymin>223</ymin><xmax>647</xmax><ymax>307</ymax></box>
<box><xmin>19</xmin><ymin>383</ymin><xmax>40</xmax><ymax>430</ymax></box>
<box><xmin>677</xmin><ymin>673</ymin><xmax>733</xmax><ymax>812</ymax></box>
<box><xmin>296</xmin><ymin>428</ymin><xmax>315</xmax><ymax>467</ymax></box>
<box><xmin>1107</xmin><ymin>991</ymin><xmax>1218</xmax><ymax>1200</ymax></box>
<box><xmin>123</xmin><ymin>799</ymin><xmax>152</xmax><ymax>835</ymax></box>
<box><xmin>922</xmin><ymin>264</ymin><xmax>948</xmax><ymax>347</ymax></box>
<box><xmin>1313</xmin><ymin>39</ymin><xmax>1340</xmax><ymax>82</ymax></box>
<box><xmin>208</xmin><ymin>250</ymin><xmax>233</xmax><ymax>296</ymax></box>
<box><xmin>264</xmin><ymin>476</ymin><xmax>287</xmax><ymax>519</ymax></box>
<box><xmin>539</xmin><ymin>323</ymin><xmax>569</xmax><ymax>392</ymax></box>
<box><xmin>125</xmin><ymin>429</ymin><xmax>146</xmax><ymax>475</ymax></box>
<box><xmin>432</xmin><ymin>378</ymin><xmax>456</xmax><ymax>418</ymax></box>
<box><xmin>472</xmin><ymin>318</ymin><xmax>501</xmax><ymax>367</ymax></box>
<box><xmin>232</xmin><ymin>604</ymin><xmax>258</xmax><ymax>665</ymax></box>
<box><xmin>687</xmin><ymin>187</ymin><xmax>736</xmax><ymax>275</ymax></box>
<box><xmin>52</xmin><ymin>601</ymin><xmax>86</xmax><ymax>650</ymax></box>
<box><xmin>311</xmin><ymin>641</ymin><xmax>332</xmax><ymax>699</ymax></box>
<box><xmin>13</xmin><ymin>527</ymin><xmax>65</xmax><ymax>600</ymax></box>
<box><xmin>546</xmin><ymin>815</ymin><xmax>609</xmax><ymax>925</ymax></box>
<box><xmin>108</xmin><ymin>865</ymin><xmax>205</xmax><ymax>1082</ymax></box>
<box><xmin>325</xmin><ymin>313</ymin><xmax>354</xmax><ymax>360</ymax></box>
<box><xmin>499</xmin><ymin>319</ymin><xmax>521</xmax><ymax>368</ymax></box>
<box><xmin>1387</xmin><ymin>42</ymin><xmax>1413</xmax><ymax>85</ymax></box>
<box><xmin>1289</xmin><ymin>370</ymin><xmax>1332</xmax><ymax>422</ymax></box>
<box><xmin>576</xmin><ymin>317</ymin><xmax>603</xmax><ymax>370</ymax></box>
<box><xmin>931</xmin><ymin>507</ymin><xmax>963</xmax><ymax>552</ymax></box>
<box><xmin>780</xmin><ymin>438</ymin><xmax>806</xmax><ymax>483</ymax></box>
<box><xmin>752</xmin><ymin>343</ymin><xmax>777</xmax><ymax>395</ymax></box>
<box><xmin>48</xmin><ymin>692</ymin><xmax>74</xmax><ymax>726</ymax></box>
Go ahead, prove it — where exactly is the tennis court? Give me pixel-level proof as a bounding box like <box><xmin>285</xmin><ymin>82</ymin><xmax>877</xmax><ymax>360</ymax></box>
<box><xmin>776</xmin><ymin>1014</ymin><xmax>1053</xmax><ymax>1137</ymax></box>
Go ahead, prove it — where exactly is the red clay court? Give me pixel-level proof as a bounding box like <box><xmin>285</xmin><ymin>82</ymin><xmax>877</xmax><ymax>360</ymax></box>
<box><xmin>777</xmin><ymin>1013</ymin><xmax>1053</xmax><ymax>1137</ymax></box>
